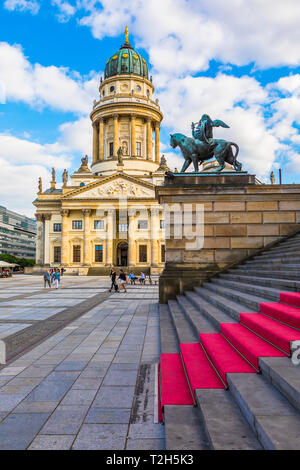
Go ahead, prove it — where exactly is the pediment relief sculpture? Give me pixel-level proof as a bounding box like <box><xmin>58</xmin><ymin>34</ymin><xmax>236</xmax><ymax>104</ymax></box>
<box><xmin>73</xmin><ymin>179</ymin><xmax>154</xmax><ymax>199</ymax></box>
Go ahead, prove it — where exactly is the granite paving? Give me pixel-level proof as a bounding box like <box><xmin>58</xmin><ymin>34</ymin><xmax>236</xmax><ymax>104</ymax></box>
<box><xmin>0</xmin><ymin>275</ymin><xmax>164</xmax><ymax>449</ymax></box>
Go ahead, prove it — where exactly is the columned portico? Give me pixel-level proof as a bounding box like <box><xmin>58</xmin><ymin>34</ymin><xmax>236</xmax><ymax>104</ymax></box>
<box><xmin>33</xmin><ymin>31</ymin><xmax>166</xmax><ymax>275</ymax></box>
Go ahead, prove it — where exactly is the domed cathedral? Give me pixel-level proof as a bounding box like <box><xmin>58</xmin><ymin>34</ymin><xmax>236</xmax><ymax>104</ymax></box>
<box><xmin>32</xmin><ymin>27</ymin><xmax>168</xmax><ymax>276</ymax></box>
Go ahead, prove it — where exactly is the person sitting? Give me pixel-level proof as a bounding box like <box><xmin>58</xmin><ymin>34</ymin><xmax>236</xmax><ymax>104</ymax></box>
<box><xmin>139</xmin><ymin>272</ymin><xmax>146</xmax><ymax>285</ymax></box>
<box><xmin>129</xmin><ymin>272</ymin><xmax>135</xmax><ymax>285</ymax></box>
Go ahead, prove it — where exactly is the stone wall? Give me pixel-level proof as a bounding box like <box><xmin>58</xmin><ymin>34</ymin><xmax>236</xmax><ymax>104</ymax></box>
<box><xmin>156</xmin><ymin>173</ymin><xmax>300</xmax><ymax>303</ymax></box>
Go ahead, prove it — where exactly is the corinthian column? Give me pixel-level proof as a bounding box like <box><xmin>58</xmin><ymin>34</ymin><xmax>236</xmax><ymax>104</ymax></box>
<box><xmin>61</xmin><ymin>209</ymin><xmax>70</xmax><ymax>266</ymax></box>
<box><xmin>150</xmin><ymin>208</ymin><xmax>160</xmax><ymax>267</ymax></box>
<box><xmin>99</xmin><ymin>119</ymin><xmax>104</xmax><ymax>161</ymax></box>
<box><xmin>130</xmin><ymin>114</ymin><xmax>136</xmax><ymax>157</ymax></box>
<box><xmin>147</xmin><ymin>118</ymin><xmax>152</xmax><ymax>160</ymax></box>
<box><xmin>43</xmin><ymin>214</ymin><xmax>51</xmax><ymax>266</ymax></box>
<box><xmin>106</xmin><ymin>209</ymin><xmax>114</xmax><ymax>266</ymax></box>
<box><xmin>113</xmin><ymin>114</ymin><xmax>119</xmax><ymax>157</ymax></box>
<box><xmin>82</xmin><ymin>209</ymin><xmax>91</xmax><ymax>265</ymax></box>
<box><xmin>92</xmin><ymin>123</ymin><xmax>99</xmax><ymax>165</ymax></box>
<box><xmin>128</xmin><ymin>208</ymin><xmax>136</xmax><ymax>266</ymax></box>
<box><xmin>155</xmin><ymin>122</ymin><xmax>160</xmax><ymax>164</ymax></box>
<box><xmin>35</xmin><ymin>213</ymin><xmax>43</xmax><ymax>265</ymax></box>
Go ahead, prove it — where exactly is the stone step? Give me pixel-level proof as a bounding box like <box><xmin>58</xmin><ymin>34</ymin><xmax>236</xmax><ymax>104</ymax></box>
<box><xmin>164</xmin><ymin>405</ymin><xmax>210</xmax><ymax>450</ymax></box>
<box><xmin>200</xmin><ymin>283</ymin><xmax>270</xmax><ymax>312</ymax></box>
<box><xmin>232</xmin><ymin>266</ymin><xmax>300</xmax><ymax>279</ymax></box>
<box><xmin>159</xmin><ymin>304</ymin><xmax>179</xmax><ymax>354</ymax></box>
<box><xmin>256</xmin><ymin>251</ymin><xmax>300</xmax><ymax>260</ymax></box>
<box><xmin>195</xmin><ymin>389</ymin><xmax>262</xmax><ymax>450</ymax></box>
<box><xmin>168</xmin><ymin>300</ymin><xmax>199</xmax><ymax>344</ymax></box>
<box><xmin>266</xmin><ymin>242</ymin><xmax>300</xmax><ymax>254</ymax></box>
<box><xmin>176</xmin><ymin>296</ymin><xmax>217</xmax><ymax>335</ymax></box>
<box><xmin>245</xmin><ymin>260</ymin><xmax>300</xmax><ymax>268</ymax></box>
<box><xmin>211</xmin><ymin>278</ymin><xmax>283</xmax><ymax>302</ymax></box>
<box><xmin>219</xmin><ymin>272</ymin><xmax>300</xmax><ymax>292</ymax></box>
<box><xmin>188</xmin><ymin>287</ymin><xmax>254</xmax><ymax>322</ymax></box>
<box><xmin>186</xmin><ymin>288</ymin><xmax>300</xmax><ymax>417</ymax></box>
<box><xmin>227</xmin><ymin>373</ymin><xmax>300</xmax><ymax>449</ymax></box>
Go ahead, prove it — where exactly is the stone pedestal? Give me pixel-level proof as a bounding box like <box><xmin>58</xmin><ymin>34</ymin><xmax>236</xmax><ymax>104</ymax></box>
<box><xmin>156</xmin><ymin>172</ymin><xmax>300</xmax><ymax>303</ymax></box>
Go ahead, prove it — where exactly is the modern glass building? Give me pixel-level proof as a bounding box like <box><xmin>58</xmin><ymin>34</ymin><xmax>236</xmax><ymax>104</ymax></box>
<box><xmin>0</xmin><ymin>206</ymin><xmax>36</xmax><ymax>259</ymax></box>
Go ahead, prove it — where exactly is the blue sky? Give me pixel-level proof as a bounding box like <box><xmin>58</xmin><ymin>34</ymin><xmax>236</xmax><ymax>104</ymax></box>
<box><xmin>0</xmin><ymin>0</ymin><xmax>300</xmax><ymax>216</ymax></box>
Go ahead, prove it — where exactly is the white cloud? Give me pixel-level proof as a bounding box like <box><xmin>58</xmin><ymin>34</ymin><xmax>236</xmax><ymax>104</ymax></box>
<box><xmin>0</xmin><ymin>159</ymin><xmax>50</xmax><ymax>216</ymax></box>
<box><xmin>78</xmin><ymin>0</ymin><xmax>300</xmax><ymax>75</ymax></box>
<box><xmin>51</xmin><ymin>0</ymin><xmax>76</xmax><ymax>22</ymax></box>
<box><xmin>58</xmin><ymin>116</ymin><xmax>92</xmax><ymax>155</ymax></box>
<box><xmin>0</xmin><ymin>134</ymin><xmax>71</xmax><ymax>168</ymax></box>
<box><xmin>3</xmin><ymin>0</ymin><xmax>40</xmax><ymax>15</ymax></box>
<box><xmin>0</xmin><ymin>42</ymin><xmax>100</xmax><ymax>113</ymax></box>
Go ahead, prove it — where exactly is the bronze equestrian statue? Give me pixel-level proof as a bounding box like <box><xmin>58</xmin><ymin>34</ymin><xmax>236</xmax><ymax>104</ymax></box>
<box><xmin>170</xmin><ymin>114</ymin><xmax>242</xmax><ymax>173</ymax></box>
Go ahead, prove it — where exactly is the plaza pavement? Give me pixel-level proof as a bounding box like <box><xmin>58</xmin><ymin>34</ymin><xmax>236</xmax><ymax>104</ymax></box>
<box><xmin>0</xmin><ymin>275</ymin><xmax>164</xmax><ymax>450</ymax></box>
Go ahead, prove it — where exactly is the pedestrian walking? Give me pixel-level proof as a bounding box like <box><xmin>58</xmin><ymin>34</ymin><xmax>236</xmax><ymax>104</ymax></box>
<box><xmin>109</xmin><ymin>268</ymin><xmax>118</xmax><ymax>292</ymax></box>
<box><xmin>53</xmin><ymin>269</ymin><xmax>60</xmax><ymax>289</ymax></box>
<box><xmin>43</xmin><ymin>270</ymin><xmax>51</xmax><ymax>288</ymax></box>
<box><xmin>117</xmin><ymin>269</ymin><xmax>127</xmax><ymax>293</ymax></box>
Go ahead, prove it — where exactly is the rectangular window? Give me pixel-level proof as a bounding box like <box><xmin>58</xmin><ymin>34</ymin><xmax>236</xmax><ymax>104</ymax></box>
<box><xmin>73</xmin><ymin>245</ymin><xmax>81</xmax><ymax>263</ymax></box>
<box><xmin>53</xmin><ymin>223</ymin><xmax>62</xmax><ymax>232</ymax></box>
<box><xmin>109</xmin><ymin>142</ymin><xmax>114</xmax><ymax>157</ymax></box>
<box><xmin>118</xmin><ymin>224</ymin><xmax>128</xmax><ymax>232</ymax></box>
<box><xmin>161</xmin><ymin>244</ymin><xmax>165</xmax><ymax>263</ymax></box>
<box><xmin>95</xmin><ymin>245</ymin><xmax>103</xmax><ymax>262</ymax></box>
<box><xmin>160</xmin><ymin>220</ymin><xmax>165</xmax><ymax>229</ymax></box>
<box><xmin>139</xmin><ymin>244</ymin><xmax>147</xmax><ymax>263</ymax></box>
<box><xmin>54</xmin><ymin>246</ymin><xmax>61</xmax><ymax>263</ymax></box>
<box><xmin>138</xmin><ymin>220</ymin><xmax>148</xmax><ymax>230</ymax></box>
<box><xmin>94</xmin><ymin>220</ymin><xmax>104</xmax><ymax>230</ymax></box>
<box><xmin>136</xmin><ymin>141</ymin><xmax>142</xmax><ymax>156</ymax></box>
<box><xmin>72</xmin><ymin>220</ymin><xmax>82</xmax><ymax>230</ymax></box>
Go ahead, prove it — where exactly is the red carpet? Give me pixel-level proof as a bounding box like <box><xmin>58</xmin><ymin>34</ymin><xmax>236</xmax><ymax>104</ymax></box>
<box><xmin>160</xmin><ymin>353</ymin><xmax>194</xmax><ymax>407</ymax></box>
<box><xmin>240</xmin><ymin>312</ymin><xmax>300</xmax><ymax>354</ymax></box>
<box><xmin>280</xmin><ymin>292</ymin><xmax>300</xmax><ymax>308</ymax></box>
<box><xmin>260</xmin><ymin>302</ymin><xmax>300</xmax><ymax>329</ymax></box>
<box><xmin>200</xmin><ymin>333</ymin><xmax>256</xmax><ymax>385</ymax></box>
<box><xmin>220</xmin><ymin>323</ymin><xmax>286</xmax><ymax>369</ymax></box>
<box><xmin>180</xmin><ymin>343</ymin><xmax>225</xmax><ymax>393</ymax></box>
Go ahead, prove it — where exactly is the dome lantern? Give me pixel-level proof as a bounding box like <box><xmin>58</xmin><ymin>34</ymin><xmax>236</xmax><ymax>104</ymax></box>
<box><xmin>104</xmin><ymin>26</ymin><xmax>149</xmax><ymax>80</ymax></box>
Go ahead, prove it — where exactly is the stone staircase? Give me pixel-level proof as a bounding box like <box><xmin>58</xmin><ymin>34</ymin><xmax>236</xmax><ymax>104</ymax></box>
<box><xmin>159</xmin><ymin>231</ymin><xmax>300</xmax><ymax>450</ymax></box>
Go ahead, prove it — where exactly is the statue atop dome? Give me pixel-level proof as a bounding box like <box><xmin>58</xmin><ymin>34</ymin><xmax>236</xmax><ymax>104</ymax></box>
<box><xmin>125</xmin><ymin>26</ymin><xmax>129</xmax><ymax>44</ymax></box>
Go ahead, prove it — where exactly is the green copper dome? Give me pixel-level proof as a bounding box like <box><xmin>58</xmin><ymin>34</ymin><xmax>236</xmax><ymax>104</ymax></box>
<box><xmin>104</xmin><ymin>43</ymin><xmax>149</xmax><ymax>80</ymax></box>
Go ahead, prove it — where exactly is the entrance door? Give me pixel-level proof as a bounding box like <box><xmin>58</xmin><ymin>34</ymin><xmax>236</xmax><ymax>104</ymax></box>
<box><xmin>117</xmin><ymin>242</ymin><xmax>128</xmax><ymax>266</ymax></box>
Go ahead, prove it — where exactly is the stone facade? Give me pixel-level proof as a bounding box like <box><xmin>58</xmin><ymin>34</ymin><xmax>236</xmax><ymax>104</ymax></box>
<box><xmin>156</xmin><ymin>173</ymin><xmax>300</xmax><ymax>303</ymax></box>
<box><xmin>31</xmin><ymin>35</ymin><xmax>166</xmax><ymax>275</ymax></box>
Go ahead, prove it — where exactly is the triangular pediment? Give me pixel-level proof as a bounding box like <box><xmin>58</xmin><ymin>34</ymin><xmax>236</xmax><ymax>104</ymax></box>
<box><xmin>62</xmin><ymin>173</ymin><xmax>156</xmax><ymax>200</ymax></box>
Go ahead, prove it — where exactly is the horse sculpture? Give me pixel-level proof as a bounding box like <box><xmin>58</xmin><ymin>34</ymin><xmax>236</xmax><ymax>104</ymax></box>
<box><xmin>170</xmin><ymin>114</ymin><xmax>242</xmax><ymax>173</ymax></box>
